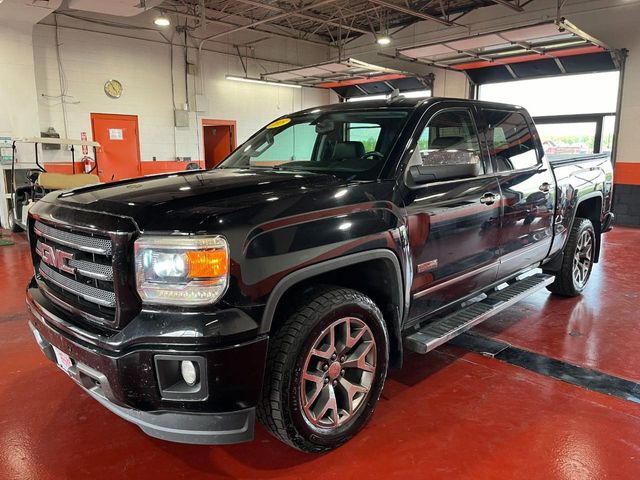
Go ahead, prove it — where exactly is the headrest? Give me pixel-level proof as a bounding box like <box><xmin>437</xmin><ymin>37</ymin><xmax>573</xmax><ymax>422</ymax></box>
<box><xmin>37</xmin><ymin>172</ymin><xmax>101</xmax><ymax>190</ymax></box>
<box><xmin>332</xmin><ymin>141</ymin><xmax>365</xmax><ymax>161</ymax></box>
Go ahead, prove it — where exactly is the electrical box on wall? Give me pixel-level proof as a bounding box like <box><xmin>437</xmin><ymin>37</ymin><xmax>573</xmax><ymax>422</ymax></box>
<box><xmin>41</xmin><ymin>127</ymin><xmax>61</xmax><ymax>150</ymax></box>
<box><xmin>174</xmin><ymin>110</ymin><xmax>190</xmax><ymax>128</ymax></box>
<box><xmin>195</xmin><ymin>94</ymin><xmax>209</xmax><ymax>112</ymax></box>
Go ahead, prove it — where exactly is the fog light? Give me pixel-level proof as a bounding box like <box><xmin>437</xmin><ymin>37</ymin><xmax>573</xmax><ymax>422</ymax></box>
<box><xmin>180</xmin><ymin>360</ymin><xmax>198</xmax><ymax>386</ymax></box>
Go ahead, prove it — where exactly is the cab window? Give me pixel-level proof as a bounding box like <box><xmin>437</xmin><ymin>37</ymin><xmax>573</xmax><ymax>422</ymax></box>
<box><xmin>483</xmin><ymin>109</ymin><xmax>539</xmax><ymax>172</ymax></box>
<box><xmin>412</xmin><ymin>109</ymin><xmax>483</xmax><ymax>171</ymax></box>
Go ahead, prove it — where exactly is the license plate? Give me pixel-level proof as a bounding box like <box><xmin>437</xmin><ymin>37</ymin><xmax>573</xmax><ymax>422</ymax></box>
<box><xmin>52</xmin><ymin>346</ymin><xmax>73</xmax><ymax>372</ymax></box>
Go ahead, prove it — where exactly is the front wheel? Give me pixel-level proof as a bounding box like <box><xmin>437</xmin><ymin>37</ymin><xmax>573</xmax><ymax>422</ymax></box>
<box><xmin>258</xmin><ymin>286</ymin><xmax>389</xmax><ymax>452</ymax></box>
<box><xmin>546</xmin><ymin>217</ymin><xmax>596</xmax><ymax>296</ymax></box>
<box><xmin>8</xmin><ymin>209</ymin><xmax>23</xmax><ymax>233</ymax></box>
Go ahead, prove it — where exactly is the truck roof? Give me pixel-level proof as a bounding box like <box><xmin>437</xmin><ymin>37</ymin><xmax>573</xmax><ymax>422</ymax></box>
<box><xmin>294</xmin><ymin>96</ymin><xmax>525</xmax><ymax>116</ymax></box>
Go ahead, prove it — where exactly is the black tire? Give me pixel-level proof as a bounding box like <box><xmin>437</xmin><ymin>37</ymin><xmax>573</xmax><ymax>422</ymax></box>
<box><xmin>257</xmin><ymin>286</ymin><xmax>389</xmax><ymax>453</ymax></box>
<box><xmin>8</xmin><ymin>209</ymin><xmax>23</xmax><ymax>233</ymax></box>
<box><xmin>545</xmin><ymin>217</ymin><xmax>596</xmax><ymax>297</ymax></box>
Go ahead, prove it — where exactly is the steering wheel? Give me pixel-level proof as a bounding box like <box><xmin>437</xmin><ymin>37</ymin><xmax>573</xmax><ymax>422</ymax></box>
<box><xmin>360</xmin><ymin>151</ymin><xmax>384</xmax><ymax>161</ymax></box>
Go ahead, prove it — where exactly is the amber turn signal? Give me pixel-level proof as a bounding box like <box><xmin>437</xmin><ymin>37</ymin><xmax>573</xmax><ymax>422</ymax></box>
<box><xmin>185</xmin><ymin>249</ymin><xmax>228</xmax><ymax>278</ymax></box>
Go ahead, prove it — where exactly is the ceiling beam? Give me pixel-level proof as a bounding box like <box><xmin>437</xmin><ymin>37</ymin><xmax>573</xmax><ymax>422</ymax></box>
<box><xmin>233</xmin><ymin>0</ymin><xmax>372</xmax><ymax>36</ymax></box>
<box><xmin>367</xmin><ymin>0</ymin><xmax>454</xmax><ymax>27</ymax></box>
<box><xmin>198</xmin><ymin>0</ymin><xmax>339</xmax><ymax>44</ymax></box>
<box><xmin>161</xmin><ymin>7</ymin><xmax>331</xmax><ymax>47</ymax></box>
<box><xmin>492</xmin><ymin>0</ymin><xmax>525</xmax><ymax>12</ymax></box>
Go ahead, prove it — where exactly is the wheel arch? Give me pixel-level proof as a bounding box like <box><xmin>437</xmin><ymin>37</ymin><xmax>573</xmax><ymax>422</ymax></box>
<box><xmin>260</xmin><ymin>249</ymin><xmax>405</xmax><ymax>368</ymax></box>
<box><xmin>573</xmin><ymin>193</ymin><xmax>603</xmax><ymax>262</ymax></box>
<box><xmin>545</xmin><ymin>192</ymin><xmax>604</xmax><ymax>272</ymax></box>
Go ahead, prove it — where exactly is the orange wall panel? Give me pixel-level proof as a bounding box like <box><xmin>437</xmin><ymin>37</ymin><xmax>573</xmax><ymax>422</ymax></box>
<box><xmin>615</xmin><ymin>163</ymin><xmax>640</xmax><ymax>186</ymax></box>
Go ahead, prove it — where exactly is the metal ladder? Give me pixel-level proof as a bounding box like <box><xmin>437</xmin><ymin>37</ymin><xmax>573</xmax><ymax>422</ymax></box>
<box><xmin>404</xmin><ymin>273</ymin><xmax>555</xmax><ymax>354</ymax></box>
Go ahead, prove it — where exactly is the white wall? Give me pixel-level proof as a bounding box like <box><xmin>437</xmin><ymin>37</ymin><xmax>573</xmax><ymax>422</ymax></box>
<box><xmin>0</xmin><ymin>22</ymin><xmax>41</xmax><ymax>161</ymax></box>
<box><xmin>32</xmin><ymin>24</ymin><xmax>333</xmax><ymax>163</ymax></box>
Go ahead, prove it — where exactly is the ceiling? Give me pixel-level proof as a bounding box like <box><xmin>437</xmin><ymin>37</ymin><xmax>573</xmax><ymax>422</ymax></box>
<box><xmin>162</xmin><ymin>0</ymin><xmax>524</xmax><ymax>46</ymax></box>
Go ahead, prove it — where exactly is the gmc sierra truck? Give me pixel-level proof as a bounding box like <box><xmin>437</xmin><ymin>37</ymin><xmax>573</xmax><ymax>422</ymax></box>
<box><xmin>25</xmin><ymin>97</ymin><xmax>614</xmax><ymax>452</ymax></box>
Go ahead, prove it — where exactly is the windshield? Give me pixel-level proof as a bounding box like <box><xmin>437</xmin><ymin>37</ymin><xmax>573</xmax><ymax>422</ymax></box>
<box><xmin>218</xmin><ymin>109</ymin><xmax>410</xmax><ymax>180</ymax></box>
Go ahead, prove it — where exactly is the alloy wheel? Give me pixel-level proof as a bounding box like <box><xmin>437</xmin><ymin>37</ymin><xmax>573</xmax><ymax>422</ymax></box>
<box><xmin>572</xmin><ymin>229</ymin><xmax>594</xmax><ymax>288</ymax></box>
<box><xmin>300</xmin><ymin>317</ymin><xmax>377</xmax><ymax>429</ymax></box>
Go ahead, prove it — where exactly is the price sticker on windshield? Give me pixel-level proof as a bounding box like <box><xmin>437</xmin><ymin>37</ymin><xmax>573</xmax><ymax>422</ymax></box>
<box><xmin>266</xmin><ymin>118</ymin><xmax>291</xmax><ymax>129</ymax></box>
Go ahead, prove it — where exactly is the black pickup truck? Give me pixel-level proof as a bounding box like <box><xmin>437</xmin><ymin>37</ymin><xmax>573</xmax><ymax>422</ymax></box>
<box><xmin>25</xmin><ymin>97</ymin><xmax>614</xmax><ymax>452</ymax></box>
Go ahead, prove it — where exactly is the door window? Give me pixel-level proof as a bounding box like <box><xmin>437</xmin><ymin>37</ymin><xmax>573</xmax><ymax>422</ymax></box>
<box><xmin>413</xmin><ymin>109</ymin><xmax>483</xmax><ymax>171</ymax></box>
<box><xmin>483</xmin><ymin>110</ymin><xmax>539</xmax><ymax>172</ymax></box>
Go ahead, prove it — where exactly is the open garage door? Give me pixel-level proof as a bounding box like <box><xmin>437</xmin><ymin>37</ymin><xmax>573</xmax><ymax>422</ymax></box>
<box><xmin>396</xmin><ymin>19</ymin><xmax>623</xmax><ymax>84</ymax></box>
<box><xmin>261</xmin><ymin>58</ymin><xmax>433</xmax><ymax>100</ymax></box>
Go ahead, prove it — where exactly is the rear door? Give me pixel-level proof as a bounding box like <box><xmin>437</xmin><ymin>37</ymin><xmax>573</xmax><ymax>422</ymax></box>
<box><xmin>91</xmin><ymin>113</ymin><xmax>141</xmax><ymax>182</ymax></box>
<box><xmin>403</xmin><ymin>104</ymin><xmax>502</xmax><ymax>322</ymax></box>
<box><xmin>480</xmin><ymin>109</ymin><xmax>556</xmax><ymax>278</ymax></box>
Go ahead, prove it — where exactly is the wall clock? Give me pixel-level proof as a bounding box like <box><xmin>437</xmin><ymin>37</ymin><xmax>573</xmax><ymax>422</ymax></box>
<box><xmin>104</xmin><ymin>79</ymin><xmax>123</xmax><ymax>99</ymax></box>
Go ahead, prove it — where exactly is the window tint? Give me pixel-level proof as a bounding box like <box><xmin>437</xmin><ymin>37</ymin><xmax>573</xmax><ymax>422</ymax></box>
<box><xmin>483</xmin><ymin>110</ymin><xmax>539</xmax><ymax>171</ymax></box>
<box><xmin>413</xmin><ymin>109</ymin><xmax>482</xmax><ymax>169</ymax></box>
<box><xmin>253</xmin><ymin>123</ymin><xmax>317</xmax><ymax>164</ymax></box>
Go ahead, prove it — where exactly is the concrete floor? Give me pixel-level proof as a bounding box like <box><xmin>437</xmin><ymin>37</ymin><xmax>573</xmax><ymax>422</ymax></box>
<box><xmin>1</xmin><ymin>227</ymin><xmax>639</xmax><ymax>479</ymax></box>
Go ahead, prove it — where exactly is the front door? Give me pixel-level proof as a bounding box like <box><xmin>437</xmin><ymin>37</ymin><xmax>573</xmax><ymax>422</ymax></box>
<box><xmin>480</xmin><ymin>109</ymin><xmax>555</xmax><ymax>278</ymax></box>
<box><xmin>91</xmin><ymin>113</ymin><xmax>141</xmax><ymax>182</ymax></box>
<box><xmin>404</xmin><ymin>105</ymin><xmax>502</xmax><ymax>322</ymax></box>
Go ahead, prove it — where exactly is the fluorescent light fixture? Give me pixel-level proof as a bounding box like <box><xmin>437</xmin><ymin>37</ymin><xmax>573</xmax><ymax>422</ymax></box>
<box><xmin>402</xmin><ymin>89</ymin><xmax>432</xmax><ymax>98</ymax></box>
<box><xmin>154</xmin><ymin>12</ymin><xmax>170</xmax><ymax>27</ymax></box>
<box><xmin>347</xmin><ymin>94</ymin><xmax>388</xmax><ymax>102</ymax></box>
<box><xmin>225</xmin><ymin>75</ymin><xmax>302</xmax><ymax>89</ymax></box>
<box><xmin>377</xmin><ymin>36</ymin><xmax>392</xmax><ymax>46</ymax></box>
<box><xmin>347</xmin><ymin>89</ymin><xmax>432</xmax><ymax>102</ymax></box>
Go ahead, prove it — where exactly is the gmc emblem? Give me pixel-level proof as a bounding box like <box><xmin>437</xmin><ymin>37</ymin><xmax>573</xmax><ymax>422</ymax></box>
<box><xmin>36</xmin><ymin>243</ymin><xmax>76</xmax><ymax>274</ymax></box>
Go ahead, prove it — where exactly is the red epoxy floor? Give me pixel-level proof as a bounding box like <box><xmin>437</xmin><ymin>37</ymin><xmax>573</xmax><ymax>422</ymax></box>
<box><xmin>475</xmin><ymin>226</ymin><xmax>640</xmax><ymax>382</ymax></box>
<box><xmin>1</xmin><ymin>228</ymin><xmax>640</xmax><ymax>479</ymax></box>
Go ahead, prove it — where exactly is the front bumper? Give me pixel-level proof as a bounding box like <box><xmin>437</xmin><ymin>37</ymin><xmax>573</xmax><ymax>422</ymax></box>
<box><xmin>27</xmin><ymin>286</ymin><xmax>268</xmax><ymax>445</ymax></box>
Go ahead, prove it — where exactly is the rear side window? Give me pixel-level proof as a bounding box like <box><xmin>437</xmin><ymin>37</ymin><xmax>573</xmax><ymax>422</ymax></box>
<box><xmin>483</xmin><ymin>110</ymin><xmax>539</xmax><ymax>172</ymax></box>
<box><xmin>414</xmin><ymin>109</ymin><xmax>482</xmax><ymax>169</ymax></box>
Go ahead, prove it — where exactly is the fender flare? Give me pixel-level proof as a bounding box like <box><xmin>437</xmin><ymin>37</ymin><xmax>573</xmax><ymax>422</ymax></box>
<box><xmin>259</xmin><ymin>248</ymin><xmax>405</xmax><ymax>364</ymax></box>
<box><xmin>546</xmin><ymin>191</ymin><xmax>604</xmax><ymax>271</ymax></box>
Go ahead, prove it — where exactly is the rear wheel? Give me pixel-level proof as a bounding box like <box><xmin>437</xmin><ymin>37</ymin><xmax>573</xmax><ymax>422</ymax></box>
<box><xmin>258</xmin><ymin>286</ymin><xmax>389</xmax><ymax>452</ymax></box>
<box><xmin>546</xmin><ymin>217</ymin><xmax>595</xmax><ymax>296</ymax></box>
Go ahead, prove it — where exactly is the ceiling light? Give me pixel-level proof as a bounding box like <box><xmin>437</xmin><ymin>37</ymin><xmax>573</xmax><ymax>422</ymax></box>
<box><xmin>225</xmin><ymin>75</ymin><xmax>302</xmax><ymax>89</ymax></box>
<box><xmin>154</xmin><ymin>12</ymin><xmax>170</xmax><ymax>27</ymax></box>
<box><xmin>377</xmin><ymin>36</ymin><xmax>392</xmax><ymax>46</ymax></box>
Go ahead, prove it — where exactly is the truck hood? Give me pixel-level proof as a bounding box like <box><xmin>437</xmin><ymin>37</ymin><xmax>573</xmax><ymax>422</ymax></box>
<box><xmin>47</xmin><ymin>168</ymin><xmax>347</xmax><ymax>232</ymax></box>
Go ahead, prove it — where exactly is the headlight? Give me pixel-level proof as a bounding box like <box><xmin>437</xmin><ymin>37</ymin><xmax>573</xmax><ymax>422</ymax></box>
<box><xmin>134</xmin><ymin>236</ymin><xmax>229</xmax><ymax>306</ymax></box>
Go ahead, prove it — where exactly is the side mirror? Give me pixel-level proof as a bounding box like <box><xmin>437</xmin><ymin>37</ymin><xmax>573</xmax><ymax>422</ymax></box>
<box><xmin>408</xmin><ymin>163</ymin><xmax>481</xmax><ymax>184</ymax></box>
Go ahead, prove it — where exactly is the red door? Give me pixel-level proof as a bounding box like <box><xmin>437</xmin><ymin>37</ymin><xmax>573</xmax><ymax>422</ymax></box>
<box><xmin>203</xmin><ymin>120</ymin><xmax>236</xmax><ymax>169</ymax></box>
<box><xmin>91</xmin><ymin>113</ymin><xmax>141</xmax><ymax>182</ymax></box>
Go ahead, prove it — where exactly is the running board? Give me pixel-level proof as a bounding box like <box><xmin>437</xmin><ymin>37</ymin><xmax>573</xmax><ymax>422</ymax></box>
<box><xmin>404</xmin><ymin>273</ymin><xmax>555</xmax><ymax>354</ymax></box>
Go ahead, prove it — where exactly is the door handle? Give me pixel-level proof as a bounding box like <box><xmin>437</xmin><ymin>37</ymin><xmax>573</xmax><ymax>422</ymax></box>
<box><xmin>539</xmin><ymin>182</ymin><xmax>551</xmax><ymax>193</ymax></box>
<box><xmin>480</xmin><ymin>193</ymin><xmax>500</xmax><ymax>205</ymax></box>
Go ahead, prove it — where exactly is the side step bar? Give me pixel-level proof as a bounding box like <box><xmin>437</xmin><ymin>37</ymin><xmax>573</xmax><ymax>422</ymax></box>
<box><xmin>404</xmin><ymin>273</ymin><xmax>555</xmax><ymax>354</ymax></box>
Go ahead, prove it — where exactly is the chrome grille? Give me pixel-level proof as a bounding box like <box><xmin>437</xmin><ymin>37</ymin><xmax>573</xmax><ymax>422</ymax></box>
<box><xmin>32</xmin><ymin>220</ymin><xmax>116</xmax><ymax>324</ymax></box>
<box><xmin>40</xmin><ymin>263</ymin><xmax>116</xmax><ymax>307</ymax></box>
<box><xmin>34</xmin><ymin>221</ymin><xmax>112</xmax><ymax>255</ymax></box>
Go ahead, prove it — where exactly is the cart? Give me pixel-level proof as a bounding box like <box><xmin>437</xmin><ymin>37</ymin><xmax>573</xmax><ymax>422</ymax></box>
<box><xmin>6</xmin><ymin>137</ymin><xmax>101</xmax><ymax>232</ymax></box>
